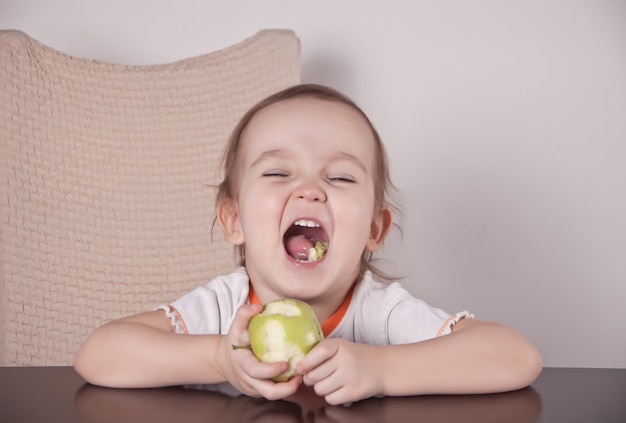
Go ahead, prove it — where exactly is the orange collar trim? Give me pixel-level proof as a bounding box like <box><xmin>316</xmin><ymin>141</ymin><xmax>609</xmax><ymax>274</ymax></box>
<box><xmin>248</xmin><ymin>285</ymin><xmax>353</xmax><ymax>338</ymax></box>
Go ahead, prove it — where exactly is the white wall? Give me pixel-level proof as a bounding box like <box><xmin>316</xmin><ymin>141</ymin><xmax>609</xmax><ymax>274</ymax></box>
<box><xmin>2</xmin><ymin>0</ymin><xmax>625</xmax><ymax>368</ymax></box>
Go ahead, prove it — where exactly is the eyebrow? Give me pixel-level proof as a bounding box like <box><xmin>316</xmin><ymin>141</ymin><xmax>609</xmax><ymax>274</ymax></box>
<box><xmin>250</xmin><ymin>149</ymin><xmax>293</xmax><ymax>167</ymax></box>
<box><xmin>250</xmin><ymin>149</ymin><xmax>368</xmax><ymax>173</ymax></box>
<box><xmin>328</xmin><ymin>151</ymin><xmax>368</xmax><ymax>173</ymax></box>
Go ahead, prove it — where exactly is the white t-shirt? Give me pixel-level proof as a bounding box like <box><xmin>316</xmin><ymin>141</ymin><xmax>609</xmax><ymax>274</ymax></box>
<box><xmin>158</xmin><ymin>267</ymin><xmax>471</xmax><ymax>344</ymax></box>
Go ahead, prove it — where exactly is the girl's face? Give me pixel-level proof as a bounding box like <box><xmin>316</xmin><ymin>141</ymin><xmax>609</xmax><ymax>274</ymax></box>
<box><xmin>219</xmin><ymin>96</ymin><xmax>391</xmax><ymax>315</ymax></box>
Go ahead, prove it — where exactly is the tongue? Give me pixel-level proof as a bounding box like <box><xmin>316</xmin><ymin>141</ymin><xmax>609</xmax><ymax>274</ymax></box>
<box><xmin>285</xmin><ymin>235</ymin><xmax>315</xmax><ymax>261</ymax></box>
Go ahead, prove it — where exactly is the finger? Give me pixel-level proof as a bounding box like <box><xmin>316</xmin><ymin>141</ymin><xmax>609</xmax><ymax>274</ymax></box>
<box><xmin>323</xmin><ymin>387</ymin><xmax>354</xmax><ymax>406</ymax></box>
<box><xmin>256</xmin><ymin>375</ymin><xmax>303</xmax><ymax>401</ymax></box>
<box><xmin>296</xmin><ymin>339</ymin><xmax>337</xmax><ymax>374</ymax></box>
<box><xmin>310</xmin><ymin>371</ymin><xmax>342</xmax><ymax>398</ymax></box>
<box><xmin>301</xmin><ymin>361</ymin><xmax>335</xmax><ymax>386</ymax></box>
<box><xmin>230</xmin><ymin>303</ymin><xmax>263</xmax><ymax>346</ymax></box>
<box><xmin>243</xmin><ymin>358</ymin><xmax>291</xmax><ymax>381</ymax></box>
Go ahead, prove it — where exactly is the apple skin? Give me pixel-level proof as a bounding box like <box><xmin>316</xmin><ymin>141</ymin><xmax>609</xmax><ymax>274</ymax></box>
<box><xmin>249</xmin><ymin>299</ymin><xmax>324</xmax><ymax>382</ymax></box>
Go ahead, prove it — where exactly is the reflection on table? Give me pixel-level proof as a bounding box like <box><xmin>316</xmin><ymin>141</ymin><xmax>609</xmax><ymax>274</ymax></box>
<box><xmin>3</xmin><ymin>367</ymin><xmax>625</xmax><ymax>422</ymax></box>
<box><xmin>75</xmin><ymin>381</ymin><xmax>542</xmax><ymax>423</ymax></box>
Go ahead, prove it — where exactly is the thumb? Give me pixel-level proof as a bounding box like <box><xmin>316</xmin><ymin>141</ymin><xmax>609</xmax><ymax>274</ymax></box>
<box><xmin>230</xmin><ymin>303</ymin><xmax>263</xmax><ymax>347</ymax></box>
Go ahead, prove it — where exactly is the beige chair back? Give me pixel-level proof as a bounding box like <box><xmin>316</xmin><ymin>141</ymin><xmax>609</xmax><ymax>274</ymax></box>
<box><xmin>0</xmin><ymin>29</ymin><xmax>300</xmax><ymax>365</ymax></box>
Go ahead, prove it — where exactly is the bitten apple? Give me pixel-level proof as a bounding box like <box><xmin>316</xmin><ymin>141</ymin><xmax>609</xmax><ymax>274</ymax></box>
<box><xmin>248</xmin><ymin>299</ymin><xmax>324</xmax><ymax>382</ymax></box>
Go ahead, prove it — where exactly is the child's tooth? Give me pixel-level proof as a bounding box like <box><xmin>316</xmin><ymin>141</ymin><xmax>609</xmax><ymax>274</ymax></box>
<box><xmin>294</xmin><ymin>219</ymin><xmax>319</xmax><ymax>228</ymax></box>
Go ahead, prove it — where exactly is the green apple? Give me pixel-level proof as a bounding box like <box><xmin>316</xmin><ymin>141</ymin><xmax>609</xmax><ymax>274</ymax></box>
<box><xmin>249</xmin><ymin>299</ymin><xmax>324</xmax><ymax>382</ymax></box>
<box><xmin>308</xmin><ymin>240</ymin><xmax>328</xmax><ymax>262</ymax></box>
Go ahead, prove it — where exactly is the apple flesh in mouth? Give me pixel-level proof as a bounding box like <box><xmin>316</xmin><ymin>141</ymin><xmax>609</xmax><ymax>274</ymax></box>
<box><xmin>249</xmin><ymin>299</ymin><xmax>324</xmax><ymax>382</ymax></box>
<box><xmin>283</xmin><ymin>220</ymin><xmax>329</xmax><ymax>263</ymax></box>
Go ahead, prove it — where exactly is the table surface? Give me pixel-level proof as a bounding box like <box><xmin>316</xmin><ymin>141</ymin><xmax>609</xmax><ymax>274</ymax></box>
<box><xmin>1</xmin><ymin>367</ymin><xmax>625</xmax><ymax>422</ymax></box>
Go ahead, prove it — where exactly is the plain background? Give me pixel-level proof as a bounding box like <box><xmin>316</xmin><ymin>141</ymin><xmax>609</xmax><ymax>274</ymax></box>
<box><xmin>1</xmin><ymin>0</ymin><xmax>624</xmax><ymax>368</ymax></box>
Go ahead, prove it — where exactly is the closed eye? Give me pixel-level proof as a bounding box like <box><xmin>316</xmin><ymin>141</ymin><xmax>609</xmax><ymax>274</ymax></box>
<box><xmin>328</xmin><ymin>175</ymin><xmax>356</xmax><ymax>183</ymax></box>
<box><xmin>262</xmin><ymin>170</ymin><xmax>290</xmax><ymax>177</ymax></box>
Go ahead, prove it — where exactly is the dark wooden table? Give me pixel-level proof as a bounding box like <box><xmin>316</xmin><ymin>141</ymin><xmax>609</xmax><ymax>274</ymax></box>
<box><xmin>1</xmin><ymin>367</ymin><xmax>625</xmax><ymax>422</ymax></box>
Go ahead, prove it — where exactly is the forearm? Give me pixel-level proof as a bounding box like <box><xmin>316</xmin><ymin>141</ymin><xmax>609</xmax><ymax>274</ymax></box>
<box><xmin>74</xmin><ymin>320</ymin><xmax>226</xmax><ymax>388</ymax></box>
<box><xmin>379</xmin><ymin>320</ymin><xmax>542</xmax><ymax>396</ymax></box>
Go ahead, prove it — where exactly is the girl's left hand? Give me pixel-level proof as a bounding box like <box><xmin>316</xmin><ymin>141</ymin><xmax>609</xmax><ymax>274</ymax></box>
<box><xmin>295</xmin><ymin>338</ymin><xmax>385</xmax><ymax>405</ymax></box>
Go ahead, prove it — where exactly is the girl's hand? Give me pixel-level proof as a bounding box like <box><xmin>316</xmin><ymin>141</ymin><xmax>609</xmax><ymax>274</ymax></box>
<box><xmin>215</xmin><ymin>304</ymin><xmax>302</xmax><ymax>400</ymax></box>
<box><xmin>296</xmin><ymin>338</ymin><xmax>385</xmax><ymax>405</ymax></box>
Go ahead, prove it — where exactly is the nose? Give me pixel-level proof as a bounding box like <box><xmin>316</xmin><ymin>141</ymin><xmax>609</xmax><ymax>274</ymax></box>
<box><xmin>293</xmin><ymin>181</ymin><xmax>327</xmax><ymax>202</ymax></box>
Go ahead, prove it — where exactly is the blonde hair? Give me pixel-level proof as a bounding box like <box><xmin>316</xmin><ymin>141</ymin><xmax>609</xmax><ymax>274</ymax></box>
<box><xmin>216</xmin><ymin>84</ymin><xmax>401</xmax><ymax>281</ymax></box>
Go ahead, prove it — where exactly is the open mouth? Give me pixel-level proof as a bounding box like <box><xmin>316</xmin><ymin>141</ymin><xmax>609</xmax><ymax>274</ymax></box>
<box><xmin>283</xmin><ymin>219</ymin><xmax>329</xmax><ymax>263</ymax></box>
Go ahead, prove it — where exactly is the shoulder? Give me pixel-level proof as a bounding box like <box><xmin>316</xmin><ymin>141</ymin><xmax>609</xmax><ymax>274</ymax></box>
<box><xmin>337</xmin><ymin>273</ymin><xmax>410</xmax><ymax>344</ymax></box>
<box><xmin>175</xmin><ymin>267</ymin><xmax>249</xmax><ymax>305</ymax></box>
<box><xmin>167</xmin><ymin>267</ymin><xmax>250</xmax><ymax>334</ymax></box>
<box><xmin>348</xmin><ymin>272</ymin><xmax>456</xmax><ymax>345</ymax></box>
<box><xmin>351</xmin><ymin>272</ymin><xmax>412</xmax><ymax>308</ymax></box>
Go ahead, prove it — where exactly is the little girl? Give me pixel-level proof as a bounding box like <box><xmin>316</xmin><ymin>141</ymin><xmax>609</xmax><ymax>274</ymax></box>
<box><xmin>75</xmin><ymin>84</ymin><xmax>542</xmax><ymax>405</ymax></box>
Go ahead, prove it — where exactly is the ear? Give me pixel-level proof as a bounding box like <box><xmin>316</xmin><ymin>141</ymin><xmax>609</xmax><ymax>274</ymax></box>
<box><xmin>365</xmin><ymin>206</ymin><xmax>393</xmax><ymax>252</ymax></box>
<box><xmin>217</xmin><ymin>198</ymin><xmax>245</xmax><ymax>245</ymax></box>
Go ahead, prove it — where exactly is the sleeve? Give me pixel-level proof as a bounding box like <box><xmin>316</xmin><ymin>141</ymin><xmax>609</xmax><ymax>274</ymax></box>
<box><xmin>155</xmin><ymin>269</ymin><xmax>250</xmax><ymax>335</ymax></box>
<box><xmin>156</xmin><ymin>304</ymin><xmax>187</xmax><ymax>334</ymax></box>
<box><xmin>386</xmin><ymin>290</ymin><xmax>473</xmax><ymax>344</ymax></box>
<box><xmin>155</xmin><ymin>285</ymin><xmax>223</xmax><ymax>335</ymax></box>
<box><xmin>436</xmin><ymin>311</ymin><xmax>474</xmax><ymax>336</ymax></box>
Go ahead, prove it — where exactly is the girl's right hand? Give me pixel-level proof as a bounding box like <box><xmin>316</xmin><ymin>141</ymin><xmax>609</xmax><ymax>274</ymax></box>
<box><xmin>215</xmin><ymin>303</ymin><xmax>302</xmax><ymax>400</ymax></box>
